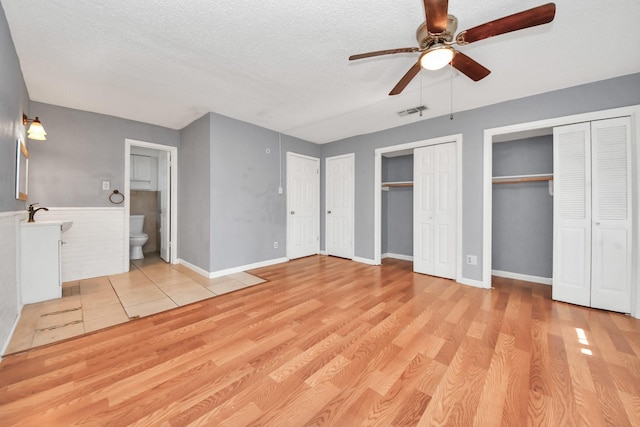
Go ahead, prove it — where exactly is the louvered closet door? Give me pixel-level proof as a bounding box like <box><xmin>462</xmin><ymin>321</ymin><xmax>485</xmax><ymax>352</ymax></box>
<box><xmin>590</xmin><ymin>117</ymin><xmax>631</xmax><ymax>313</ymax></box>
<box><xmin>552</xmin><ymin>122</ymin><xmax>592</xmax><ymax>307</ymax></box>
<box><xmin>553</xmin><ymin>117</ymin><xmax>631</xmax><ymax>313</ymax></box>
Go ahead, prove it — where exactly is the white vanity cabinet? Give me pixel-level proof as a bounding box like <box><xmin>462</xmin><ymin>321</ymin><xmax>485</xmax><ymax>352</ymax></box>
<box><xmin>20</xmin><ymin>221</ymin><xmax>70</xmax><ymax>304</ymax></box>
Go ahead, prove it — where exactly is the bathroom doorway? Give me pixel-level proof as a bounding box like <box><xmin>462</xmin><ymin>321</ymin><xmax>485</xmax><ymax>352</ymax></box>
<box><xmin>124</xmin><ymin>139</ymin><xmax>178</xmax><ymax>268</ymax></box>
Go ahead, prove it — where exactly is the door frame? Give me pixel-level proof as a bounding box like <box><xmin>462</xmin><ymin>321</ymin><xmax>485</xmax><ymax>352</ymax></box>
<box><xmin>482</xmin><ymin>105</ymin><xmax>640</xmax><ymax>317</ymax></box>
<box><xmin>325</xmin><ymin>153</ymin><xmax>355</xmax><ymax>259</ymax></box>
<box><xmin>286</xmin><ymin>151</ymin><xmax>320</xmax><ymax>260</ymax></box>
<box><xmin>373</xmin><ymin>133</ymin><xmax>463</xmax><ymax>283</ymax></box>
<box><xmin>124</xmin><ymin>139</ymin><xmax>178</xmax><ymax>269</ymax></box>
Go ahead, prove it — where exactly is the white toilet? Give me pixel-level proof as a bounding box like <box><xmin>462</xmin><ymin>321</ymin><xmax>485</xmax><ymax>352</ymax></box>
<box><xmin>129</xmin><ymin>214</ymin><xmax>149</xmax><ymax>260</ymax></box>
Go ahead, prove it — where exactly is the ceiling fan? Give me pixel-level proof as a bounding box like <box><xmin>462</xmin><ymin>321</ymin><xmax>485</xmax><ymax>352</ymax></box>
<box><xmin>349</xmin><ymin>1</ymin><xmax>556</xmax><ymax>95</ymax></box>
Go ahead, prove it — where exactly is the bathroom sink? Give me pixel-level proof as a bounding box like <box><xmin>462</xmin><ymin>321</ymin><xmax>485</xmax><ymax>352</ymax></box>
<box><xmin>21</xmin><ymin>220</ymin><xmax>73</xmax><ymax>233</ymax></box>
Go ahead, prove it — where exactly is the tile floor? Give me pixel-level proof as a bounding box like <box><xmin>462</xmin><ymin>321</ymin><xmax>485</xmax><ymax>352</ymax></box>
<box><xmin>4</xmin><ymin>255</ymin><xmax>266</xmax><ymax>355</ymax></box>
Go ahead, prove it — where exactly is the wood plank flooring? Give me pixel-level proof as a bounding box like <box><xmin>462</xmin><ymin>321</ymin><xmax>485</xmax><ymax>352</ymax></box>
<box><xmin>1</xmin><ymin>256</ymin><xmax>639</xmax><ymax>426</ymax></box>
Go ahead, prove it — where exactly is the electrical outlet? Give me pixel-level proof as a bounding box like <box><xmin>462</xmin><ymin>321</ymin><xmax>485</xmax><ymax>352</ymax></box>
<box><xmin>273</xmin><ymin>241</ymin><xmax>278</xmax><ymax>249</ymax></box>
<box><xmin>466</xmin><ymin>255</ymin><xmax>478</xmax><ymax>265</ymax></box>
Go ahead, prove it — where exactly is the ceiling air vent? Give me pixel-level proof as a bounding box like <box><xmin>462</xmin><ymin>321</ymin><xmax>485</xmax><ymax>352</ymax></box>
<box><xmin>397</xmin><ymin>105</ymin><xmax>427</xmax><ymax>117</ymax></box>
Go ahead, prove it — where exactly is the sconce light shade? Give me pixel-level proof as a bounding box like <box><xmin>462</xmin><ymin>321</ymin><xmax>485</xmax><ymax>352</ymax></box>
<box><xmin>23</xmin><ymin>114</ymin><xmax>47</xmax><ymax>140</ymax></box>
<box><xmin>420</xmin><ymin>45</ymin><xmax>455</xmax><ymax>71</ymax></box>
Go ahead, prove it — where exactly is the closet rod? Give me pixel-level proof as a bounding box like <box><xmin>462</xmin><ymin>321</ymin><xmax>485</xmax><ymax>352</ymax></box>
<box><xmin>492</xmin><ymin>174</ymin><xmax>553</xmax><ymax>185</ymax></box>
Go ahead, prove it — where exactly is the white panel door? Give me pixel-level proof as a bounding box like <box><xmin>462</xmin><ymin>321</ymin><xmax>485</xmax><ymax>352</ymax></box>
<box><xmin>287</xmin><ymin>153</ymin><xmax>320</xmax><ymax>260</ymax></box>
<box><xmin>590</xmin><ymin>117</ymin><xmax>631</xmax><ymax>313</ymax></box>
<box><xmin>553</xmin><ymin>122</ymin><xmax>592</xmax><ymax>307</ymax></box>
<box><xmin>159</xmin><ymin>151</ymin><xmax>170</xmax><ymax>262</ymax></box>
<box><xmin>326</xmin><ymin>154</ymin><xmax>354</xmax><ymax>259</ymax></box>
<box><xmin>414</xmin><ymin>143</ymin><xmax>456</xmax><ymax>279</ymax></box>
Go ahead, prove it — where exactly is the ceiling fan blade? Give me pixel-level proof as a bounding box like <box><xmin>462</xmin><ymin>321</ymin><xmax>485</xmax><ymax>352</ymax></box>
<box><xmin>451</xmin><ymin>51</ymin><xmax>490</xmax><ymax>81</ymax></box>
<box><xmin>389</xmin><ymin>61</ymin><xmax>422</xmax><ymax>96</ymax></box>
<box><xmin>349</xmin><ymin>48</ymin><xmax>420</xmax><ymax>61</ymax></box>
<box><xmin>423</xmin><ymin>0</ymin><xmax>449</xmax><ymax>34</ymax></box>
<box><xmin>456</xmin><ymin>3</ymin><xmax>556</xmax><ymax>45</ymax></box>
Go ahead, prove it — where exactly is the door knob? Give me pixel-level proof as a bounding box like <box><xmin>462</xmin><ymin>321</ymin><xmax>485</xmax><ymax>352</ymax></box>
<box><xmin>328</xmin><ymin>211</ymin><xmax>332</xmax><ymax>214</ymax></box>
<box><xmin>291</xmin><ymin>211</ymin><xmax>295</xmax><ymax>214</ymax></box>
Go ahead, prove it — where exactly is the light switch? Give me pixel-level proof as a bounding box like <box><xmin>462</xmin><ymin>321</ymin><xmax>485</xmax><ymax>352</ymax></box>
<box><xmin>102</xmin><ymin>181</ymin><xmax>110</xmax><ymax>191</ymax></box>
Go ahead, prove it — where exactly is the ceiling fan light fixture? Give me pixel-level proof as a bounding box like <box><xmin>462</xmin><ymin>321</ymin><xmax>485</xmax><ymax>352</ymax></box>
<box><xmin>420</xmin><ymin>45</ymin><xmax>454</xmax><ymax>70</ymax></box>
<box><xmin>420</xmin><ymin>44</ymin><xmax>454</xmax><ymax>70</ymax></box>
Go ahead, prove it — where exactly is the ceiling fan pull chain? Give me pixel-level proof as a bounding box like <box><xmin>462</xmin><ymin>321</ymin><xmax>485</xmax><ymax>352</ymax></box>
<box><xmin>449</xmin><ymin>65</ymin><xmax>454</xmax><ymax>120</ymax></box>
<box><xmin>420</xmin><ymin>73</ymin><xmax>424</xmax><ymax>117</ymax></box>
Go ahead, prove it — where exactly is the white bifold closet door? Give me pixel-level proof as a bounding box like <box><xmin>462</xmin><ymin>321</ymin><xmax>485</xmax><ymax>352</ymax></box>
<box><xmin>413</xmin><ymin>143</ymin><xmax>456</xmax><ymax>279</ymax></box>
<box><xmin>552</xmin><ymin>117</ymin><xmax>631</xmax><ymax>313</ymax></box>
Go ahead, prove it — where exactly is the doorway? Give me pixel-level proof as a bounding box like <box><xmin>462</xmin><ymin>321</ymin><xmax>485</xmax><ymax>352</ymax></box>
<box><xmin>124</xmin><ymin>139</ymin><xmax>178</xmax><ymax>269</ymax></box>
<box><xmin>481</xmin><ymin>105</ymin><xmax>640</xmax><ymax>318</ymax></box>
<box><xmin>373</xmin><ymin>133</ymin><xmax>463</xmax><ymax>282</ymax></box>
<box><xmin>325</xmin><ymin>153</ymin><xmax>354</xmax><ymax>259</ymax></box>
<box><xmin>286</xmin><ymin>152</ymin><xmax>320</xmax><ymax>260</ymax></box>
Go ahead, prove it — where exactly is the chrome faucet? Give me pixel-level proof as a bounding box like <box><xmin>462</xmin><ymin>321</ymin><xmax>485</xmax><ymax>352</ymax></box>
<box><xmin>28</xmin><ymin>203</ymin><xmax>49</xmax><ymax>222</ymax></box>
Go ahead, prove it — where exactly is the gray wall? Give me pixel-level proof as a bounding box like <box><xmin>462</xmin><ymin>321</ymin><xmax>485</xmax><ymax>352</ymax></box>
<box><xmin>321</xmin><ymin>72</ymin><xmax>640</xmax><ymax>281</ymax></box>
<box><xmin>492</xmin><ymin>136</ymin><xmax>553</xmax><ymax>277</ymax></box>
<box><xmin>209</xmin><ymin>112</ymin><xmax>320</xmax><ymax>271</ymax></box>
<box><xmin>179</xmin><ymin>114</ymin><xmax>211</xmax><ymax>271</ymax></box>
<box><xmin>0</xmin><ymin>5</ymin><xmax>29</xmax><ymax>354</ymax></box>
<box><xmin>0</xmin><ymin>5</ymin><xmax>29</xmax><ymax>214</ymax></box>
<box><xmin>27</xmin><ymin>102</ymin><xmax>180</xmax><ymax>207</ymax></box>
<box><xmin>382</xmin><ymin>155</ymin><xmax>413</xmax><ymax>256</ymax></box>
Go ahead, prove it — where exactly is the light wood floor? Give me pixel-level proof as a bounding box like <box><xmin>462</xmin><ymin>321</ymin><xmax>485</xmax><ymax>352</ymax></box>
<box><xmin>1</xmin><ymin>256</ymin><xmax>639</xmax><ymax>426</ymax></box>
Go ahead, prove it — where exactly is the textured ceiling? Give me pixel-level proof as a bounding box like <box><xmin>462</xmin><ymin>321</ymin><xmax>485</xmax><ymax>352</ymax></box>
<box><xmin>2</xmin><ymin>0</ymin><xmax>640</xmax><ymax>144</ymax></box>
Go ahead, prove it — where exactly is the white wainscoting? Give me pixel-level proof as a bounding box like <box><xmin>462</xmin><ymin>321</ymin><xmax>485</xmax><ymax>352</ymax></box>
<box><xmin>0</xmin><ymin>211</ymin><xmax>24</xmax><ymax>357</ymax></box>
<box><xmin>38</xmin><ymin>208</ymin><xmax>126</xmax><ymax>282</ymax></box>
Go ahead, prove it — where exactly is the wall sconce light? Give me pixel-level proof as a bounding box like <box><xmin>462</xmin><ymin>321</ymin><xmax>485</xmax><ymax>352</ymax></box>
<box><xmin>23</xmin><ymin>114</ymin><xmax>47</xmax><ymax>141</ymax></box>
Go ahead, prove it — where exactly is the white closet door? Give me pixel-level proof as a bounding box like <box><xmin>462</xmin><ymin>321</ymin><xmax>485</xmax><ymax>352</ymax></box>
<box><xmin>552</xmin><ymin>122</ymin><xmax>592</xmax><ymax>306</ymax></box>
<box><xmin>325</xmin><ymin>154</ymin><xmax>354</xmax><ymax>259</ymax></box>
<box><xmin>590</xmin><ymin>117</ymin><xmax>631</xmax><ymax>313</ymax></box>
<box><xmin>414</xmin><ymin>143</ymin><xmax>456</xmax><ymax>279</ymax></box>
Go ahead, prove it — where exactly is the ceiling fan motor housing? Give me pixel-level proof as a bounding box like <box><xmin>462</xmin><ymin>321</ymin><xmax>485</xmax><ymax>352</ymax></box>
<box><xmin>416</xmin><ymin>15</ymin><xmax>458</xmax><ymax>48</ymax></box>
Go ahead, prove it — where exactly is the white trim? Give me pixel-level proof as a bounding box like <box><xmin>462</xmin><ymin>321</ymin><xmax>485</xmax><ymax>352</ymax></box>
<box><xmin>491</xmin><ymin>270</ymin><xmax>552</xmax><ymax>286</ymax></box>
<box><xmin>325</xmin><ymin>153</ymin><xmax>355</xmax><ymax>260</ymax></box>
<box><xmin>373</xmin><ymin>134</ymin><xmax>464</xmax><ymax>284</ymax></box>
<box><xmin>179</xmin><ymin>257</ymin><xmax>289</xmax><ymax>279</ymax></box>
<box><xmin>353</xmin><ymin>256</ymin><xmax>377</xmax><ymax>266</ymax></box>
<box><xmin>0</xmin><ymin>210</ymin><xmax>26</xmax><ymax>218</ymax></box>
<box><xmin>319</xmin><ymin>250</ymin><xmax>328</xmax><ymax>255</ymax></box>
<box><xmin>125</xmin><ymin>139</ymin><xmax>179</xmax><ymax>270</ymax></box>
<box><xmin>177</xmin><ymin>258</ymin><xmax>210</xmax><ymax>278</ymax></box>
<box><xmin>482</xmin><ymin>105</ymin><xmax>640</xmax><ymax>319</ymax></box>
<box><xmin>1</xmin><ymin>304</ymin><xmax>23</xmax><ymax>357</ymax></box>
<box><xmin>456</xmin><ymin>277</ymin><xmax>486</xmax><ymax>289</ymax></box>
<box><xmin>382</xmin><ymin>253</ymin><xmax>414</xmax><ymax>261</ymax></box>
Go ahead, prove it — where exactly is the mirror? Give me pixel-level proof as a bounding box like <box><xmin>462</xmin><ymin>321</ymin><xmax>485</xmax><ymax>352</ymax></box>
<box><xmin>15</xmin><ymin>138</ymin><xmax>29</xmax><ymax>201</ymax></box>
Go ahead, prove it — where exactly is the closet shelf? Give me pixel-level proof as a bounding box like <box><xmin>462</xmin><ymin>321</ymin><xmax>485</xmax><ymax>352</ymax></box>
<box><xmin>381</xmin><ymin>181</ymin><xmax>413</xmax><ymax>189</ymax></box>
<box><xmin>492</xmin><ymin>174</ymin><xmax>553</xmax><ymax>185</ymax></box>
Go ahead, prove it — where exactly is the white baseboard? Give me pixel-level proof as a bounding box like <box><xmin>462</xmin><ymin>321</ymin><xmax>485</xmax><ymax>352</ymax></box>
<box><xmin>353</xmin><ymin>256</ymin><xmax>377</xmax><ymax>266</ymax></box>
<box><xmin>1</xmin><ymin>304</ymin><xmax>23</xmax><ymax>360</ymax></box>
<box><xmin>319</xmin><ymin>250</ymin><xmax>328</xmax><ymax>255</ymax></box>
<box><xmin>457</xmin><ymin>276</ymin><xmax>487</xmax><ymax>289</ymax></box>
<box><xmin>177</xmin><ymin>258</ymin><xmax>210</xmax><ymax>278</ymax></box>
<box><xmin>382</xmin><ymin>253</ymin><xmax>414</xmax><ymax>261</ymax></box>
<box><xmin>492</xmin><ymin>269</ymin><xmax>552</xmax><ymax>286</ymax></box>
<box><xmin>179</xmin><ymin>257</ymin><xmax>289</xmax><ymax>279</ymax></box>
